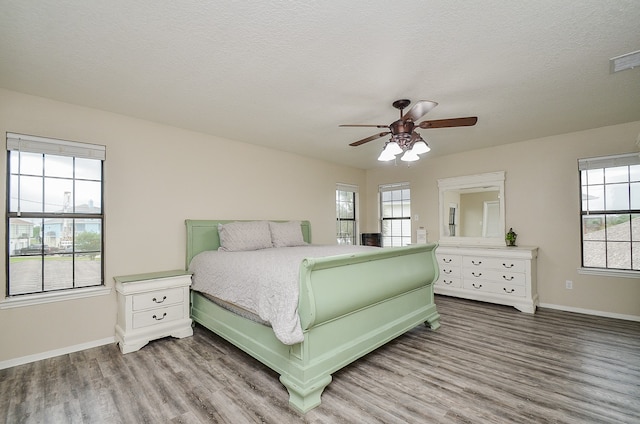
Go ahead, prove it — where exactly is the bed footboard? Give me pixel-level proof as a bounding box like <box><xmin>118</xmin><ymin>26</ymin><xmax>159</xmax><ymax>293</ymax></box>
<box><xmin>280</xmin><ymin>243</ymin><xmax>440</xmax><ymax>411</ymax></box>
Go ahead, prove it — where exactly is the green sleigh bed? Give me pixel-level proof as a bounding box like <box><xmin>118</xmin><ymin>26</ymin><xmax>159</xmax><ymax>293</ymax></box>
<box><xmin>185</xmin><ymin>219</ymin><xmax>441</xmax><ymax>413</ymax></box>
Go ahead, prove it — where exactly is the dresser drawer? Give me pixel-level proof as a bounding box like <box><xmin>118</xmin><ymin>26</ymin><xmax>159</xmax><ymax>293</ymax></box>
<box><xmin>440</xmin><ymin>265</ymin><xmax>461</xmax><ymax>278</ymax></box>
<box><xmin>463</xmin><ymin>256</ymin><xmax>526</xmax><ymax>272</ymax></box>
<box><xmin>132</xmin><ymin>287</ymin><xmax>184</xmax><ymax>311</ymax></box>
<box><xmin>436</xmin><ymin>254</ymin><xmax>462</xmax><ymax>268</ymax></box>
<box><xmin>437</xmin><ymin>276</ymin><xmax>462</xmax><ymax>288</ymax></box>
<box><xmin>463</xmin><ymin>268</ymin><xmax>526</xmax><ymax>286</ymax></box>
<box><xmin>132</xmin><ymin>304</ymin><xmax>185</xmax><ymax>329</ymax></box>
<box><xmin>463</xmin><ymin>280</ymin><xmax>526</xmax><ymax>297</ymax></box>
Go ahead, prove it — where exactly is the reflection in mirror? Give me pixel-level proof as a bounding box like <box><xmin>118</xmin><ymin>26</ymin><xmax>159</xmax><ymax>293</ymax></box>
<box><xmin>438</xmin><ymin>171</ymin><xmax>506</xmax><ymax>246</ymax></box>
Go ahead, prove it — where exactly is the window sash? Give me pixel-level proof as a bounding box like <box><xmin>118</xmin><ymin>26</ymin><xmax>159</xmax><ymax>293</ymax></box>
<box><xmin>379</xmin><ymin>183</ymin><xmax>411</xmax><ymax>247</ymax></box>
<box><xmin>336</xmin><ymin>185</ymin><xmax>357</xmax><ymax>245</ymax></box>
<box><xmin>6</xmin><ymin>133</ymin><xmax>105</xmax><ymax>297</ymax></box>
<box><xmin>579</xmin><ymin>153</ymin><xmax>639</xmax><ymax>272</ymax></box>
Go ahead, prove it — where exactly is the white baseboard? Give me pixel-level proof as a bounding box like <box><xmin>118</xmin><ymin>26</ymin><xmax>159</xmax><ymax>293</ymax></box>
<box><xmin>539</xmin><ymin>303</ymin><xmax>640</xmax><ymax>322</ymax></box>
<box><xmin>0</xmin><ymin>336</ymin><xmax>116</xmax><ymax>370</ymax></box>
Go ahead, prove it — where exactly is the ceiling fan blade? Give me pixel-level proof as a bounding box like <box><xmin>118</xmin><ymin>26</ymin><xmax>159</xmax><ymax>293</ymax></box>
<box><xmin>339</xmin><ymin>124</ymin><xmax>389</xmax><ymax>128</ymax></box>
<box><xmin>402</xmin><ymin>100</ymin><xmax>438</xmax><ymax>122</ymax></box>
<box><xmin>417</xmin><ymin>116</ymin><xmax>478</xmax><ymax>129</ymax></box>
<box><xmin>349</xmin><ymin>132</ymin><xmax>390</xmax><ymax>146</ymax></box>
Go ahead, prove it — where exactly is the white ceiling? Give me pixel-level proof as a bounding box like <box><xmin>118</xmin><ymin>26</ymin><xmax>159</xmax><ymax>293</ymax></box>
<box><xmin>1</xmin><ymin>0</ymin><xmax>639</xmax><ymax>169</ymax></box>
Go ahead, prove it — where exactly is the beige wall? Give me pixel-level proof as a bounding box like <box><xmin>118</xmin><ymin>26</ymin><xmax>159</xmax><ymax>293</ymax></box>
<box><xmin>1</xmin><ymin>87</ymin><xmax>638</xmax><ymax>365</ymax></box>
<box><xmin>0</xmin><ymin>89</ymin><xmax>366</xmax><ymax>363</ymax></box>
<box><xmin>366</xmin><ymin>120</ymin><xmax>640</xmax><ymax>318</ymax></box>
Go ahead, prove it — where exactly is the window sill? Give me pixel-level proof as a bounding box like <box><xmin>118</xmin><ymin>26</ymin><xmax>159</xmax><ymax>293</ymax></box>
<box><xmin>0</xmin><ymin>286</ymin><xmax>112</xmax><ymax>309</ymax></box>
<box><xmin>577</xmin><ymin>267</ymin><xmax>640</xmax><ymax>279</ymax></box>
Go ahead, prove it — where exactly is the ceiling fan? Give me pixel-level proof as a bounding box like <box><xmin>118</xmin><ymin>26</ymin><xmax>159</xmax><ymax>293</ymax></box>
<box><xmin>340</xmin><ymin>99</ymin><xmax>477</xmax><ymax>161</ymax></box>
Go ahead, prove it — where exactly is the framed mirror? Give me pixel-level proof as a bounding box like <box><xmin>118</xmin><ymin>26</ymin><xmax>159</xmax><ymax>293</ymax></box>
<box><xmin>438</xmin><ymin>171</ymin><xmax>506</xmax><ymax>246</ymax></box>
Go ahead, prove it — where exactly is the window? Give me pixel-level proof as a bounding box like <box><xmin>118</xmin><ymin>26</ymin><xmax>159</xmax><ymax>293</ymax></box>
<box><xmin>380</xmin><ymin>182</ymin><xmax>411</xmax><ymax>247</ymax></box>
<box><xmin>336</xmin><ymin>183</ymin><xmax>358</xmax><ymax>245</ymax></box>
<box><xmin>579</xmin><ymin>153</ymin><xmax>639</xmax><ymax>273</ymax></box>
<box><xmin>6</xmin><ymin>133</ymin><xmax>105</xmax><ymax>296</ymax></box>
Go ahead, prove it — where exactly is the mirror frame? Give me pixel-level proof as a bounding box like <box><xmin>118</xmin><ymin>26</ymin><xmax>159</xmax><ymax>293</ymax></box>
<box><xmin>438</xmin><ymin>171</ymin><xmax>506</xmax><ymax>247</ymax></box>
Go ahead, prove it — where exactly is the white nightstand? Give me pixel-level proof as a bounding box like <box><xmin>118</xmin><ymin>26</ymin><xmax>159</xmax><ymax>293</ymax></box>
<box><xmin>114</xmin><ymin>270</ymin><xmax>193</xmax><ymax>354</ymax></box>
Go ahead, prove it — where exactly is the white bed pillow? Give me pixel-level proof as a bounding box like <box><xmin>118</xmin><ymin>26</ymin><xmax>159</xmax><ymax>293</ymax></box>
<box><xmin>218</xmin><ymin>221</ymin><xmax>272</xmax><ymax>252</ymax></box>
<box><xmin>269</xmin><ymin>221</ymin><xmax>306</xmax><ymax>248</ymax></box>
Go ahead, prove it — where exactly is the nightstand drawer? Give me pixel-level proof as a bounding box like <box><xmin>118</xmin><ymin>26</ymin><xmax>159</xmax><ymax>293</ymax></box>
<box><xmin>132</xmin><ymin>304</ymin><xmax>184</xmax><ymax>329</ymax></box>
<box><xmin>132</xmin><ymin>287</ymin><xmax>183</xmax><ymax>311</ymax></box>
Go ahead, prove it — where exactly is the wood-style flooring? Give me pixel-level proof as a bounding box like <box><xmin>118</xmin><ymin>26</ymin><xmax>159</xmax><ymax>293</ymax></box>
<box><xmin>2</xmin><ymin>295</ymin><xmax>639</xmax><ymax>423</ymax></box>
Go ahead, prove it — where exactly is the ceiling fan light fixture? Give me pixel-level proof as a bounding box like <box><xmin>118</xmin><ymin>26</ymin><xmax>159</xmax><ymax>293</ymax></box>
<box><xmin>384</xmin><ymin>141</ymin><xmax>403</xmax><ymax>156</ymax></box>
<box><xmin>400</xmin><ymin>150</ymin><xmax>420</xmax><ymax>162</ymax></box>
<box><xmin>411</xmin><ymin>140</ymin><xmax>430</xmax><ymax>154</ymax></box>
<box><xmin>377</xmin><ymin>148</ymin><xmax>396</xmax><ymax>161</ymax></box>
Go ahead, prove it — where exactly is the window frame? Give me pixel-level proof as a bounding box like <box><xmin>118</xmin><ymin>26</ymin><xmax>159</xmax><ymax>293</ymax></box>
<box><xmin>4</xmin><ymin>133</ymin><xmax>109</xmax><ymax>305</ymax></box>
<box><xmin>379</xmin><ymin>182</ymin><xmax>411</xmax><ymax>247</ymax></box>
<box><xmin>578</xmin><ymin>152</ymin><xmax>639</xmax><ymax>278</ymax></box>
<box><xmin>336</xmin><ymin>183</ymin><xmax>358</xmax><ymax>245</ymax></box>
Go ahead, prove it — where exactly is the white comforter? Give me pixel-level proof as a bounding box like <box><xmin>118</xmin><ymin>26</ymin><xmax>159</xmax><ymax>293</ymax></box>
<box><xmin>188</xmin><ymin>245</ymin><xmax>375</xmax><ymax>345</ymax></box>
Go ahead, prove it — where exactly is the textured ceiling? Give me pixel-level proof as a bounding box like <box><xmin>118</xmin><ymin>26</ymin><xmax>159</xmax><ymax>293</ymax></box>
<box><xmin>1</xmin><ymin>0</ymin><xmax>639</xmax><ymax>169</ymax></box>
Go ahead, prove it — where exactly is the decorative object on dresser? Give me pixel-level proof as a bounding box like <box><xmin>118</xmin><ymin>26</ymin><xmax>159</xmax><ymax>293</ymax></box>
<box><xmin>505</xmin><ymin>227</ymin><xmax>517</xmax><ymax>247</ymax></box>
<box><xmin>435</xmin><ymin>245</ymin><xmax>538</xmax><ymax>313</ymax></box>
<box><xmin>114</xmin><ymin>270</ymin><xmax>193</xmax><ymax>354</ymax></box>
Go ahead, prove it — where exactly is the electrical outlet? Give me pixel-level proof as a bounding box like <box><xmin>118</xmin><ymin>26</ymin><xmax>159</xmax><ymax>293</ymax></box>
<box><xmin>565</xmin><ymin>280</ymin><xmax>573</xmax><ymax>290</ymax></box>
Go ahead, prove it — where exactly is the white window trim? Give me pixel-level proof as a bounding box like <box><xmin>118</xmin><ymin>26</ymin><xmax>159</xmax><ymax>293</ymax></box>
<box><xmin>577</xmin><ymin>267</ymin><xmax>639</xmax><ymax>279</ymax></box>
<box><xmin>7</xmin><ymin>132</ymin><xmax>106</xmax><ymax>160</ymax></box>
<box><xmin>0</xmin><ymin>286</ymin><xmax>112</xmax><ymax>309</ymax></box>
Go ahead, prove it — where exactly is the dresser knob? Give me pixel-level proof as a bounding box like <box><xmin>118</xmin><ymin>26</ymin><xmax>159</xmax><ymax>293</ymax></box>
<box><xmin>472</xmin><ymin>272</ymin><xmax>482</xmax><ymax>277</ymax></box>
<box><xmin>471</xmin><ymin>260</ymin><xmax>482</xmax><ymax>266</ymax></box>
<box><xmin>502</xmin><ymin>263</ymin><xmax>515</xmax><ymax>268</ymax></box>
<box><xmin>152</xmin><ymin>296</ymin><xmax>167</xmax><ymax>303</ymax></box>
<box><xmin>443</xmin><ymin>258</ymin><xmax>452</xmax><ymax>263</ymax></box>
<box><xmin>503</xmin><ymin>288</ymin><xmax>515</xmax><ymax>294</ymax></box>
<box><xmin>444</xmin><ymin>279</ymin><xmax>453</xmax><ymax>285</ymax></box>
<box><xmin>502</xmin><ymin>275</ymin><xmax>514</xmax><ymax>281</ymax></box>
<box><xmin>152</xmin><ymin>312</ymin><xmax>167</xmax><ymax>321</ymax></box>
<box><xmin>472</xmin><ymin>283</ymin><xmax>482</xmax><ymax>289</ymax></box>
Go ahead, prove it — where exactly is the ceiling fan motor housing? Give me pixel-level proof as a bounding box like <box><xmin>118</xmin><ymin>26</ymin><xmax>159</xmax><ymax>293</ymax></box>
<box><xmin>390</xmin><ymin>120</ymin><xmax>415</xmax><ymax>135</ymax></box>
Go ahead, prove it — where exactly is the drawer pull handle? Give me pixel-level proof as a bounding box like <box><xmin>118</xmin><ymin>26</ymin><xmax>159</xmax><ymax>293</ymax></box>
<box><xmin>472</xmin><ymin>272</ymin><xmax>482</xmax><ymax>277</ymax></box>
<box><xmin>503</xmin><ymin>288</ymin><xmax>515</xmax><ymax>294</ymax></box>
<box><xmin>471</xmin><ymin>260</ymin><xmax>482</xmax><ymax>266</ymax></box>
<box><xmin>444</xmin><ymin>279</ymin><xmax>453</xmax><ymax>285</ymax></box>
<box><xmin>152</xmin><ymin>296</ymin><xmax>167</xmax><ymax>304</ymax></box>
<box><xmin>502</xmin><ymin>263</ymin><xmax>515</xmax><ymax>268</ymax></box>
<box><xmin>443</xmin><ymin>269</ymin><xmax>452</xmax><ymax>274</ymax></box>
<box><xmin>502</xmin><ymin>275</ymin><xmax>514</xmax><ymax>281</ymax></box>
<box><xmin>472</xmin><ymin>283</ymin><xmax>483</xmax><ymax>289</ymax></box>
<box><xmin>152</xmin><ymin>312</ymin><xmax>167</xmax><ymax>321</ymax></box>
<box><xmin>443</xmin><ymin>258</ymin><xmax>452</xmax><ymax>263</ymax></box>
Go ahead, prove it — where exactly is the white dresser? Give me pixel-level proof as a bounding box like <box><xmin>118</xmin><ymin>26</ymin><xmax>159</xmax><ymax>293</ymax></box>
<box><xmin>435</xmin><ymin>245</ymin><xmax>538</xmax><ymax>313</ymax></box>
<box><xmin>115</xmin><ymin>270</ymin><xmax>193</xmax><ymax>354</ymax></box>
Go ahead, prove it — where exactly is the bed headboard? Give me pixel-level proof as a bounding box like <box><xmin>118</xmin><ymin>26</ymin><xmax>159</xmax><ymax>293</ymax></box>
<box><xmin>185</xmin><ymin>220</ymin><xmax>311</xmax><ymax>269</ymax></box>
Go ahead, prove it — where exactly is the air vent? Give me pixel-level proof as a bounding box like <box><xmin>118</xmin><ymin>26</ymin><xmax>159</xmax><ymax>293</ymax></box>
<box><xmin>610</xmin><ymin>50</ymin><xmax>640</xmax><ymax>73</ymax></box>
